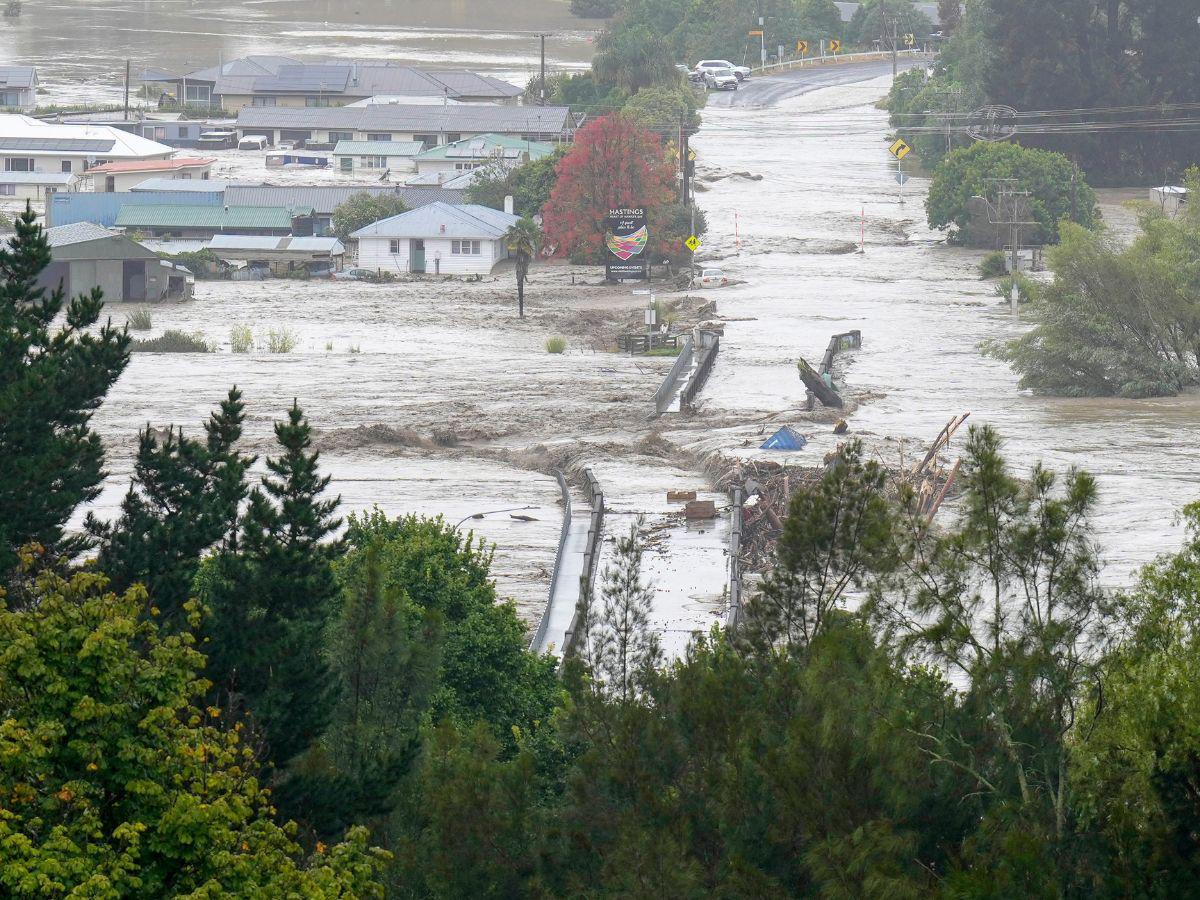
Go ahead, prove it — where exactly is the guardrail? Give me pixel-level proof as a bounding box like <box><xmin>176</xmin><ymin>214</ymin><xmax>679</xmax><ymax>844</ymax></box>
<box><xmin>652</xmin><ymin>335</ymin><xmax>695</xmax><ymax>415</ymax></box>
<box><xmin>560</xmin><ymin>468</ymin><xmax>605</xmax><ymax>662</ymax></box>
<box><xmin>751</xmin><ymin>48</ymin><xmax>931</xmax><ymax>76</ymax></box>
<box><xmin>680</xmin><ymin>329</ymin><xmax>720</xmax><ymax>413</ymax></box>
<box><xmin>530</xmin><ymin>469</ymin><xmax>572</xmax><ymax>652</ymax></box>
<box><xmin>726</xmin><ymin>484</ymin><xmax>744</xmax><ymax>630</ymax></box>
<box><xmin>806</xmin><ymin>329</ymin><xmax>862</xmax><ymax>411</ymax></box>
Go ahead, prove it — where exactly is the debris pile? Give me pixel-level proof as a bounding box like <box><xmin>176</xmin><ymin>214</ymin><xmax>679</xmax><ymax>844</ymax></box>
<box><xmin>714</xmin><ymin>413</ymin><xmax>971</xmax><ymax>573</ymax></box>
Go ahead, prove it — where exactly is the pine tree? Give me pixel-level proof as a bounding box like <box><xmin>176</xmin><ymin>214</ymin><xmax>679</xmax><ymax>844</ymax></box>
<box><xmin>0</xmin><ymin>205</ymin><xmax>129</xmax><ymax>577</ymax></box>
<box><xmin>583</xmin><ymin>516</ymin><xmax>661</xmax><ymax>703</ymax></box>
<box><xmin>87</xmin><ymin>387</ymin><xmax>252</xmax><ymax>623</ymax></box>
<box><xmin>204</xmin><ymin>400</ymin><xmax>342</xmax><ymax>768</ymax></box>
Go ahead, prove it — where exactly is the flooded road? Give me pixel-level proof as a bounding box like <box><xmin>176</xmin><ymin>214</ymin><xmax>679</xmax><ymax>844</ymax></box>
<box><xmin>689</xmin><ymin>66</ymin><xmax>1198</xmax><ymax>585</ymax></box>
<box><xmin>0</xmin><ymin>0</ymin><xmax>596</xmax><ymax>106</ymax></box>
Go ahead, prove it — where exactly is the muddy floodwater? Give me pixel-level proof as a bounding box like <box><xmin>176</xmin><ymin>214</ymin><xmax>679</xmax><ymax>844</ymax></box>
<box><xmin>0</xmin><ymin>0</ymin><xmax>595</xmax><ymax>106</ymax></box>
<box><xmin>689</xmin><ymin>74</ymin><xmax>1199</xmax><ymax>586</ymax></box>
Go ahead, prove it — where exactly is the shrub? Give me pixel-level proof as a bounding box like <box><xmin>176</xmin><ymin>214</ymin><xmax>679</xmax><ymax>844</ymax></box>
<box><xmin>980</xmin><ymin>251</ymin><xmax>1008</xmax><ymax>279</ymax></box>
<box><xmin>546</xmin><ymin>336</ymin><xmax>567</xmax><ymax>354</ymax></box>
<box><xmin>131</xmin><ymin>329</ymin><xmax>213</xmax><ymax>353</ymax></box>
<box><xmin>266</xmin><ymin>327</ymin><xmax>297</xmax><ymax>354</ymax></box>
<box><xmin>125</xmin><ymin>308</ymin><xmax>153</xmax><ymax>330</ymax></box>
<box><xmin>229</xmin><ymin>325</ymin><xmax>253</xmax><ymax>353</ymax></box>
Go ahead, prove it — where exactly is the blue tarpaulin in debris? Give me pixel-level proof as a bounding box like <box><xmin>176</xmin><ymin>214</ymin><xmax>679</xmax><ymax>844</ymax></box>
<box><xmin>761</xmin><ymin>426</ymin><xmax>807</xmax><ymax>451</ymax></box>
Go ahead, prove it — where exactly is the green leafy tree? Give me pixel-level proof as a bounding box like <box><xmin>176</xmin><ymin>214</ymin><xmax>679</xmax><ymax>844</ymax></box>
<box><xmin>87</xmin><ymin>388</ymin><xmax>252</xmax><ymax>625</ymax></box>
<box><xmin>579</xmin><ymin>517</ymin><xmax>662</xmax><ymax>703</ymax></box>
<box><xmin>570</xmin><ymin>0</ymin><xmax>619</xmax><ymax>18</ymax></box>
<box><xmin>0</xmin><ymin>206</ymin><xmax>129</xmax><ymax>577</ymax></box>
<box><xmin>796</xmin><ymin>0</ymin><xmax>844</xmax><ymax>40</ymax></box>
<box><xmin>502</xmin><ymin>217</ymin><xmax>542</xmax><ymax>318</ymax></box>
<box><xmin>870</xmin><ymin>425</ymin><xmax>1109</xmax><ymax>852</ymax></box>
<box><xmin>849</xmin><ymin>0</ymin><xmax>934</xmax><ymax>45</ymax></box>
<box><xmin>743</xmin><ymin>440</ymin><xmax>896</xmax><ymax>650</ymax></box>
<box><xmin>938</xmin><ymin>0</ymin><xmax>962</xmax><ymax>32</ymax></box>
<box><xmin>995</xmin><ymin>187</ymin><xmax>1200</xmax><ymax>397</ymax></box>
<box><xmin>622</xmin><ymin>82</ymin><xmax>702</xmax><ymax>137</ymax></box>
<box><xmin>0</xmin><ymin>568</ymin><xmax>387</xmax><ymax>897</ymax></box>
<box><xmin>331</xmin><ymin>192</ymin><xmax>408</xmax><ymax>242</ymax></box>
<box><xmin>593</xmin><ymin>24</ymin><xmax>679</xmax><ymax>93</ymax></box>
<box><xmin>464</xmin><ymin>146</ymin><xmax>568</xmax><ymax>218</ymax></box>
<box><xmin>926</xmin><ymin>141</ymin><xmax>1096</xmax><ymax>245</ymax></box>
<box><xmin>202</xmin><ymin>401</ymin><xmax>342</xmax><ymax>769</ymax></box>
<box><xmin>537</xmin><ymin>71</ymin><xmax>630</xmax><ymax>120</ymax></box>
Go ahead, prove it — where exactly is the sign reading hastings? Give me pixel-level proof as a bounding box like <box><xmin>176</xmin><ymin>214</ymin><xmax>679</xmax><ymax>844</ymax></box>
<box><xmin>604</xmin><ymin>207</ymin><xmax>649</xmax><ymax>281</ymax></box>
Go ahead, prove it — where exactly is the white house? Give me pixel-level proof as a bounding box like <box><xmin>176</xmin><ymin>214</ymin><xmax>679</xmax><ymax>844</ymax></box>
<box><xmin>0</xmin><ymin>115</ymin><xmax>174</xmax><ymax>177</ymax></box>
<box><xmin>411</xmin><ymin>133</ymin><xmax>555</xmax><ymax>179</ymax></box>
<box><xmin>85</xmin><ymin>157</ymin><xmax>215</xmax><ymax>192</ymax></box>
<box><xmin>0</xmin><ymin>171</ymin><xmax>79</xmax><ymax>203</ymax></box>
<box><xmin>331</xmin><ymin>139</ymin><xmax>423</xmax><ymax>174</ymax></box>
<box><xmin>351</xmin><ymin>201</ymin><xmax>520</xmax><ymax>275</ymax></box>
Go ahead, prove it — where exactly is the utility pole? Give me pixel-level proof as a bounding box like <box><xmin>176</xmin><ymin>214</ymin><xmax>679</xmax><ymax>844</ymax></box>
<box><xmin>981</xmin><ymin>179</ymin><xmax>1035</xmax><ymax>312</ymax></box>
<box><xmin>679</xmin><ymin>111</ymin><xmax>689</xmax><ymax>207</ymax></box>
<box><xmin>537</xmin><ymin>33</ymin><xmax>549</xmax><ymax>106</ymax></box>
<box><xmin>123</xmin><ymin>59</ymin><xmax>130</xmax><ymax>121</ymax></box>
<box><xmin>891</xmin><ymin>16</ymin><xmax>899</xmax><ymax>77</ymax></box>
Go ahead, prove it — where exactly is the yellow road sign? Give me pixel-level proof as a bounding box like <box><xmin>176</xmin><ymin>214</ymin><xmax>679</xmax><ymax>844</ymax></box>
<box><xmin>889</xmin><ymin>138</ymin><xmax>912</xmax><ymax>160</ymax></box>
<box><xmin>685</xmin><ymin>235</ymin><xmax>701</xmax><ymax>252</ymax></box>
<box><xmin>796</xmin><ymin>39</ymin><xmax>809</xmax><ymax>53</ymax></box>
<box><xmin>748</xmin><ymin>29</ymin><xmax>763</xmax><ymax>36</ymax></box>
<box><xmin>828</xmin><ymin>39</ymin><xmax>842</xmax><ymax>53</ymax></box>
<box><xmin>904</xmin><ymin>32</ymin><xmax>915</xmax><ymax>46</ymax></box>
<box><xmin>687</xmin><ymin>148</ymin><xmax>697</xmax><ymax>162</ymax></box>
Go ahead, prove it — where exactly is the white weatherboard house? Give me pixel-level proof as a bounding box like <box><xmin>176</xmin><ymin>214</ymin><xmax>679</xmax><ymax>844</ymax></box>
<box><xmin>352</xmin><ymin>202</ymin><xmax>520</xmax><ymax>275</ymax></box>
<box><xmin>0</xmin><ymin>115</ymin><xmax>174</xmax><ymax>176</ymax></box>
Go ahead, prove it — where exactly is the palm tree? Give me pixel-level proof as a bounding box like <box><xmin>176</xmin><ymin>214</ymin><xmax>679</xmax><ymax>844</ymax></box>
<box><xmin>503</xmin><ymin>217</ymin><xmax>542</xmax><ymax>318</ymax></box>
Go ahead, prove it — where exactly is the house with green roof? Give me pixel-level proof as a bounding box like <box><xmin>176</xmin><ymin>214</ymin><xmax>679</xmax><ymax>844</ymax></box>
<box><xmin>113</xmin><ymin>203</ymin><xmax>304</xmax><ymax>238</ymax></box>
<box><xmin>411</xmin><ymin>133</ymin><xmax>556</xmax><ymax>181</ymax></box>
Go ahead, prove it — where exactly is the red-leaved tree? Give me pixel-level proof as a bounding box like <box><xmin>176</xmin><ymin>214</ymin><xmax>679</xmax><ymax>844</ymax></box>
<box><xmin>542</xmin><ymin>114</ymin><xmax>681</xmax><ymax>262</ymax></box>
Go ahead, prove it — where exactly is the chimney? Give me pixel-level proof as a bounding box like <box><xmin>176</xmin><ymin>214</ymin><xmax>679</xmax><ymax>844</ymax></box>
<box><xmin>504</xmin><ymin>194</ymin><xmax>514</xmax><ymax>215</ymax></box>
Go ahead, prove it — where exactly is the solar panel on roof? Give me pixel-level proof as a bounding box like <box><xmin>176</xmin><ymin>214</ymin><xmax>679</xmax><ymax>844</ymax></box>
<box><xmin>0</xmin><ymin>137</ymin><xmax>116</xmax><ymax>152</ymax></box>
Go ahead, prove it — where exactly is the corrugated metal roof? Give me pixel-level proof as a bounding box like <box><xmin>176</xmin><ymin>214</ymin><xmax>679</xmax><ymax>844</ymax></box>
<box><xmin>351</xmin><ymin>201</ymin><xmax>519</xmax><ymax>240</ymax></box>
<box><xmin>416</xmin><ymin>132</ymin><xmax>555</xmax><ymax>161</ymax></box>
<box><xmin>332</xmin><ymin>140</ymin><xmax>424</xmax><ymax>157</ymax></box>
<box><xmin>0</xmin><ymin>115</ymin><xmax>174</xmax><ymax>159</ymax></box>
<box><xmin>0</xmin><ymin>136</ymin><xmax>114</xmax><ymax>152</ymax></box>
<box><xmin>207</xmin><ymin>234</ymin><xmax>344</xmax><ymax>253</ymax></box>
<box><xmin>237</xmin><ymin>104</ymin><xmax>570</xmax><ymax>135</ymax></box>
<box><xmin>45</xmin><ymin>221</ymin><xmax>120</xmax><ymax>247</ymax></box>
<box><xmin>0</xmin><ymin>171</ymin><xmax>76</xmax><ymax>185</ymax></box>
<box><xmin>223</xmin><ymin>184</ymin><xmax>464</xmax><ymax>215</ymax></box>
<box><xmin>131</xmin><ymin>177</ymin><xmax>229</xmax><ymax>192</ymax></box>
<box><xmin>87</xmin><ymin>157</ymin><xmax>215</xmax><ymax>174</ymax></box>
<box><xmin>0</xmin><ymin>66</ymin><xmax>37</xmax><ymax>89</ymax></box>
<box><xmin>114</xmin><ymin>205</ymin><xmax>295</xmax><ymax>229</ymax></box>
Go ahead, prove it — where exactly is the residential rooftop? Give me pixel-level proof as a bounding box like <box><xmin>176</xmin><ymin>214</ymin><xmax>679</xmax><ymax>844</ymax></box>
<box><xmin>332</xmin><ymin>140</ymin><xmax>425</xmax><ymax>157</ymax></box>
<box><xmin>45</xmin><ymin>221</ymin><xmax>120</xmax><ymax>248</ymax></box>
<box><xmin>114</xmin><ymin>204</ymin><xmax>299</xmax><ymax>230</ymax></box>
<box><xmin>351</xmin><ymin>201</ymin><xmax>520</xmax><ymax>240</ymax></box>
<box><xmin>87</xmin><ymin>157</ymin><xmax>216</xmax><ymax>174</ymax></box>
<box><xmin>415</xmin><ymin>133</ymin><xmax>557</xmax><ymax>162</ymax></box>
<box><xmin>236</xmin><ymin>104</ymin><xmax>572</xmax><ymax>135</ymax></box>
<box><xmin>0</xmin><ymin>115</ymin><xmax>173</xmax><ymax>159</ymax></box>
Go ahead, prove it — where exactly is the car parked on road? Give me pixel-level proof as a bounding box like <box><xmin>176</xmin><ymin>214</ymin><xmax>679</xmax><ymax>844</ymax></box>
<box><xmin>695</xmin><ymin>59</ymin><xmax>751</xmax><ymax>81</ymax></box>
<box><xmin>703</xmin><ymin>67</ymin><xmax>739</xmax><ymax>91</ymax></box>
<box><xmin>698</xmin><ymin>267</ymin><xmax>729</xmax><ymax>287</ymax></box>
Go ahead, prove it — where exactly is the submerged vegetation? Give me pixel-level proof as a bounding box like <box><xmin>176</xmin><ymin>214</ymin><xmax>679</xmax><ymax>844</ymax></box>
<box><xmin>131</xmin><ymin>328</ymin><xmax>213</xmax><ymax>353</ymax></box>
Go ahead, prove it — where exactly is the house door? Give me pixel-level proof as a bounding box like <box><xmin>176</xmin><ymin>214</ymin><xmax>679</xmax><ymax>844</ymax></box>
<box><xmin>410</xmin><ymin>239</ymin><xmax>425</xmax><ymax>273</ymax></box>
<box><xmin>105</xmin><ymin>175</ymin><xmax>115</xmax><ymax>192</ymax></box>
<box><xmin>122</xmin><ymin>260</ymin><xmax>146</xmax><ymax>301</ymax></box>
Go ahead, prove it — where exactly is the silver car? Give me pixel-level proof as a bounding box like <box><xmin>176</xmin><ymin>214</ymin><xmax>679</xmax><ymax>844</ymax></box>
<box><xmin>703</xmin><ymin>67</ymin><xmax>739</xmax><ymax>91</ymax></box>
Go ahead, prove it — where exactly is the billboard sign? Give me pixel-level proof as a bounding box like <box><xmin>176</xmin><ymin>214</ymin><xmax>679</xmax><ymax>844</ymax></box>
<box><xmin>604</xmin><ymin>207</ymin><xmax>649</xmax><ymax>280</ymax></box>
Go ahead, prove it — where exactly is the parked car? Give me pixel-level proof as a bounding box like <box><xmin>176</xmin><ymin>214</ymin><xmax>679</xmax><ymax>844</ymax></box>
<box><xmin>332</xmin><ymin>267</ymin><xmax>377</xmax><ymax>281</ymax></box>
<box><xmin>695</xmin><ymin>59</ymin><xmax>751</xmax><ymax>81</ymax></box>
<box><xmin>699</xmin><ymin>267</ymin><xmax>729</xmax><ymax>287</ymax></box>
<box><xmin>196</xmin><ymin>129</ymin><xmax>237</xmax><ymax>150</ymax></box>
<box><xmin>703</xmin><ymin>67</ymin><xmax>739</xmax><ymax>91</ymax></box>
<box><xmin>237</xmin><ymin>134</ymin><xmax>269</xmax><ymax>150</ymax></box>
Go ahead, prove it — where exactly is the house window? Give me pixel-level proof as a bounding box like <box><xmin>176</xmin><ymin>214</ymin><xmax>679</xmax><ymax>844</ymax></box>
<box><xmin>445</xmin><ymin>133</ymin><xmax>461</xmax><ymax>143</ymax></box>
<box><xmin>305</xmin><ymin>96</ymin><xmax>331</xmax><ymax>107</ymax></box>
<box><xmin>389</xmin><ymin>239</ymin><xmax>400</xmax><ymax>254</ymax></box>
<box><xmin>179</xmin><ymin>172</ymin><xmax>192</xmax><ymax>179</ymax></box>
<box><xmin>184</xmin><ymin>83</ymin><xmax>210</xmax><ymax>104</ymax></box>
<box><xmin>0</xmin><ymin>92</ymin><xmax>18</xmax><ymax>107</ymax></box>
<box><xmin>413</xmin><ymin>133</ymin><xmax>439</xmax><ymax>150</ymax></box>
<box><xmin>451</xmin><ymin>240</ymin><xmax>481</xmax><ymax>255</ymax></box>
<box><xmin>251</xmin><ymin>96</ymin><xmax>276</xmax><ymax>107</ymax></box>
<box><xmin>339</xmin><ymin>157</ymin><xmax>353</xmax><ymax>171</ymax></box>
<box><xmin>329</xmin><ymin>131</ymin><xmax>353</xmax><ymax>143</ymax></box>
<box><xmin>4</xmin><ymin>158</ymin><xmax>34</xmax><ymax>172</ymax></box>
<box><xmin>361</xmin><ymin>155</ymin><xmax>386</xmax><ymax>169</ymax></box>
<box><xmin>366</xmin><ymin>133</ymin><xmax>391</xmax><ymax>142</ymax></box>
<box><xmin>454</xmin><ymin>162</ymin><xmax>482</xmax><ymax>171</ymax></box>
<box><xmin>152</xmin><ymin>126</ymin><xmax>167</xmax><ymax>140</ymax></box>
<box><xmin>0</xmin><ymin>184</ymin><xmax>15</xmax><ymax>196</ymax></box>
<box><xmin>201</xmin><ymin>171</ymin><xmax>209</xmax><ymax>180</ymax></box>
<box><xmin>177</xmin><ymin>126</ymin><xmax>188</xmax><ymax>138</ymax></box>
<box><xmin>60</xmin><ymin>160</ymin><xmax>72</xmax><ymax>173</ymax></box>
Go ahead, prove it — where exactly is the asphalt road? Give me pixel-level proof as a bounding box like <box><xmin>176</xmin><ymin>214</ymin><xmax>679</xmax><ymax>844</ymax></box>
<box><xmin>704</xmin><ymin>58</ymin><xmax>923</xmax><ymax>109</ymax></box>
